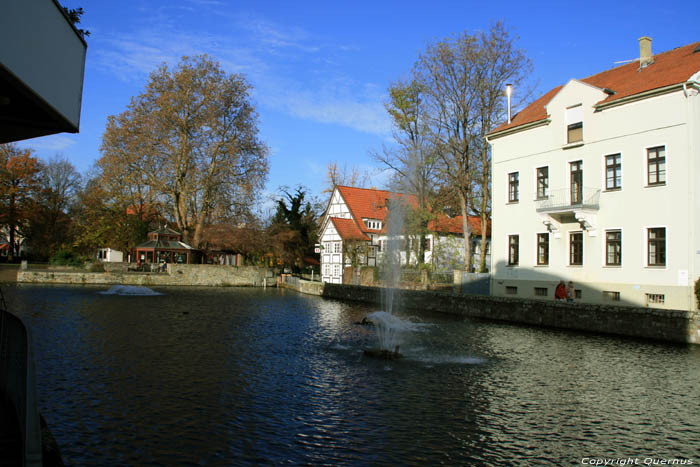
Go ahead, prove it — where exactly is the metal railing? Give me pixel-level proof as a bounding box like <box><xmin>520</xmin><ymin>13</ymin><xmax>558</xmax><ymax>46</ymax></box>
<box><xmin>535</xmin><ymin>187</ymin><xmax>601</xmax><ymax>212</ymax></box>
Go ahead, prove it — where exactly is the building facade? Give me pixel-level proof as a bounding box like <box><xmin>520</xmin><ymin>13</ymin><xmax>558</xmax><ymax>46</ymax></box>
<box><xmin>487</xmin><ymin>38</ymin><xmax>700</xmax><ymax>310</ymax></box>
<box><xmin>319</xmin><ymin>186</ymin><xmax>489</xmax><ymax>284</ymax></box>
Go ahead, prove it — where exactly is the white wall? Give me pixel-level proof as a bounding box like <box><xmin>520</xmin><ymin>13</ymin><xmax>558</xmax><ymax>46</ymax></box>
<box><xmin>490</xmin><ymin>83</ymin><xmax>698</xmax><ymax>309</ymax></box>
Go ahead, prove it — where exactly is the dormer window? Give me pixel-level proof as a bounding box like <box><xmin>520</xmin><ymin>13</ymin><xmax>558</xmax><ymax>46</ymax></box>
<box><xmin>364</xmin><ymin>219</ymin><xmax>382</xmax><ymax>230</ymax></box>
<box><xmin>566</xmin><ymin>105</ymin><xmax>583</xmax><ymax>143</ymax></box>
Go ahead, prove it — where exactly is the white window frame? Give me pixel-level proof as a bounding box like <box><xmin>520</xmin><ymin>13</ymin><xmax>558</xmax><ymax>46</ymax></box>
<box><xmin>565</xmin><ymin>104</ymin><xmax>583</xmax><ymax>144</ymax></box>
<box><xmin>602</xmin><ymin>152</ymin><xmax>622</xmax><ymax>191</ymax></box>
<box><xmin>602</xmin><ymin>227</ymin><xmax>623</xmax><ymax>268</ymax></box>
<box><xmin>568</xmin><ymin>230</ymin><xmax>584</xmax><ymax>266</ymax></box>
<box><xmin>535</xmin><ymin>232</ymin><xmax>549</xmax><ymax>266</ymax></box>
<box><xmin>507</xmin><ymin>171</ymin><xmax>519</xmax><ymax>203</ymax></box>
<box><xmin>534</xmin><ymin>165</ymin><xmax>549</xmax><ymax>200</ymax></box>
<box><xmin>567</xmin><ymin>158</ymin><xmax>584</xmax><ymax>206</ymax></box>
<box><xmin>644</xmin><ymin>225</ymin><xmax>668</xmax><ymax>269</ymax></box>
<box><xmin>643</xmin><ymin>143</ymin><xmax>668</xmax><ymax>188</ymax></box>
<box><xmin>506</xmin><ymin>233</ymin><xmax>520</xmax><ymax>266</ymax></box>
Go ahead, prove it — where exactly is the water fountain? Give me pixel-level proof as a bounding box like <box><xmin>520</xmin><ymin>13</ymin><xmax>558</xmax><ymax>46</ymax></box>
<box><xmin>99</xmin><ymin>285</ymin><xmax>163</xmax><ymax>296</ymax></box>
<box><xmin>363</xmin><ymin>194</ymin><xmax>409</xmax><ymax>359</ymax></box>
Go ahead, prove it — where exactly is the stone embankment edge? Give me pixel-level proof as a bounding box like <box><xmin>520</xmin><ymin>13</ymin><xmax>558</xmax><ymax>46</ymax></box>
<box><xmin>16</xmin><ymin>264</ymin><xmax>272</xmax><ymax>288</ymax></box>
<box><xmin>282</xmin><ymin>279</ymin><xmax>700</xmax><ymax>345</ymax></box>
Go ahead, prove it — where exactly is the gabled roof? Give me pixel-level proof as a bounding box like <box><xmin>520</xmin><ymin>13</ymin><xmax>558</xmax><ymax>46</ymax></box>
<box><xmin>330</xmin><ymin>217</ymin><xmax>370</xmax><ymax>241</ymax></box>
<box><xmin>428</xmin><ymin>216</ymin><xmax>490</xmax><ymax>236</ymax></box>
<box><xmin>336</xmin><ymin>186</ymin><xmax>418</xmax><ymax>225</ymax></box>
<box><xmin>490</xmin><ymin>40</ymin><xmax>700</xmax><ymax>135</ymax></box>
<box><xmin>331</xmin><ymin>185</ymin><xmax>488</xmax><ymax>237</ymax></box>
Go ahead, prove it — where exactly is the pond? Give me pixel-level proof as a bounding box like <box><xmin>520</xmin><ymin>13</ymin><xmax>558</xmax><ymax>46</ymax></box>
<box><xmin>4</xmin><ymin>284</ymin><xmax>699</xmax><ymax>465</ymax></box>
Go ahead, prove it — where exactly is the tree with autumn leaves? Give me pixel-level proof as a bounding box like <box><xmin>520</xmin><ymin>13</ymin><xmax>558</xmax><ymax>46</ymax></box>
<box><xmin>99</xmin><ymin>55</ymin><xmax>269</xmax><ymax>249</ymax></box>
<box><xmin>0</xmin><ymin>144</ymin><xmax>42</xmax><ymax>260</ymax></box>
<box><xmin>0</xmin><ymin>145</ymin><xmax>88</xmax><ymax>261</ymax></box>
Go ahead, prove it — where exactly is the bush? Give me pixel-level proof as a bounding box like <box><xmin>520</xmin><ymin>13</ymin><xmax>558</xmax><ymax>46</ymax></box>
<box><xmin>49</xmin><ymin>250</ymin><xmax>86</xmax><ymax>267</ymax></box>
<box><xmin>695</xmin><ymin>277</ymin><xmax>700</xmax><ymax>310</ymax></box>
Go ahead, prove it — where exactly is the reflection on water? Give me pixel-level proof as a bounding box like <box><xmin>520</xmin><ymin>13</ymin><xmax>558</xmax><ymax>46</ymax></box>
<box><xmin>3</xmin><ymin>284</ymin><xmax>700</xmax><ymax>465</ymax></box>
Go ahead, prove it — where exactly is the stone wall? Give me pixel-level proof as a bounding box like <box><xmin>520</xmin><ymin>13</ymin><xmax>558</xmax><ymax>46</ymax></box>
<box><xmin>17</xmin><ymin>264</ymin><xmax>272</xmax><ymax>287</ymax></box>
<box><xmin>321</xmin><ymin>283</ymin><xmax>700</xmax><ymax>345</ymax></box>
<box><xmin>278</xmin><ymin>275</ymin><xmax>324</xmax><ymax>295</ymax></box>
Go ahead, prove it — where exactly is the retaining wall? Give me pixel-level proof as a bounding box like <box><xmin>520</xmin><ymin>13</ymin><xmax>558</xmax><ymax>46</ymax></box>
<box><xmin>320</xmin><ymin>283</ymin><xmax>700</xmax><ymax>345</ymax></box>
<box><xmin>278</xmin><ymin>275</ymin><xmax>324</xmax><ymax>295</ymax></box>
<box><xmin>17</xmin><ymin>264</ymin><xmax>272</xmax><ymax>287</ymax></box>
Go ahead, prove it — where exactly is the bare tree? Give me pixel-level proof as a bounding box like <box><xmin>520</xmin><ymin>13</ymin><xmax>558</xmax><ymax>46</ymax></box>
<box><xmin>413</xmin><ymin>22</ymin><xmax>532</xmax><ymax>271</ymax></box>
<box><xmin>100</xmin><ymin>55</ymin><xmax>269</xmax><ymax>247</ymax></box>
<box><xmin>323</xmin><ymin>160</ymin><xmax>372</xmax><ymax>195</ymax></box>
<box><xmin>373</xmin><ymin>78</ymin><xmax>438</xmax><ymax>263</ymax></box>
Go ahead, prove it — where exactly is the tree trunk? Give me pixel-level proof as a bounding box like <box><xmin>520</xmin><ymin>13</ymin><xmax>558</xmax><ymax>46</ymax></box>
<box><xmin>479</xmin><ymin>144</ymin><xmax>489</xmax><ymax>273</ymax></box>
<box><xmin>458</xmin><ymin>191</ymin><xmax>472</xmax><ymax>271</ymax></box>
<box><xmin>8</xmin><ymin>192</ymin><xmax>16</xmax><ymax>261</ymax></box>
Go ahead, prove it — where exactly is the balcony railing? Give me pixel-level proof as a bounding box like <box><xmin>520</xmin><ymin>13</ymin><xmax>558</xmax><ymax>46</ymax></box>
<box><xmin>535</xmin><ymin>187</ymin><xmax>601</xmax><ymax>212</ymax></box>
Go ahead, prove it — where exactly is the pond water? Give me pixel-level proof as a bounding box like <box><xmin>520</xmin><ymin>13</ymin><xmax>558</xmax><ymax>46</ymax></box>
<box><xmin>3</xmin><ymin>284</ymin><xmax>700</xmax><ymax>465</ymax></box>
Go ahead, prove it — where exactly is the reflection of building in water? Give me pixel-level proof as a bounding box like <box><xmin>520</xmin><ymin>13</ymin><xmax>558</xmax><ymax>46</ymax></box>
<box><xmin>319</xmin><ymin>185</ymin><xmax>490</xmax><ymax>284</ymax></box>
<box><xmin>487</xmin><ymin>37</ymin><xmax>700</xmax><ymax>310</ymax></box>
<box><xmin>132</xmin><ymin>227</ymin><xmax>200</xmax><ymax>264</ymax></box>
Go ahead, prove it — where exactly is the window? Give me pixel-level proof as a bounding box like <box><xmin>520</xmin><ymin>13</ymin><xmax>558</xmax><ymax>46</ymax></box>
<box><xmin>646</xmin><ymin>293</ymin><xmax>665</xmax><ymax>305</ymax></box>
<box><xmin>647</xmin><ymin>146</ymin><xmax>666</xmax><ymax>186</ymax></box>
<box><xmin>605</xmin><ymin>154</ymin><xmax>622</xmax><ymax>190</ymax></box>
<box><xmin>333</xmin><ymin>264</ymin><xmax>341</xmax><ymax>276</ymax></box>
<box><xmin>508</xmin><ymin>235</ymin><xmax>519</xmax><ymax>266</ymax></box>
<box><xmin>603</xmin><ymin>291</ymin><xmax>621</xmax><ymax>302</ymax></box>
<box><xmin>647</xmin><ymin>227</ymin><xmax>666</xmax><ymax>266</ymax></box>
<box><xmin>333</xmin><ymin>242</ymin><xmax>341</xmax><ymax>254</ymax></box>
<box><xmin>536</xmin><ymin>167</ymin><xmax>549</xmax><ymax>199</ymax></box>
<box><xmin>570</xmin><ymin>161</ymin><xmax>583</xmax><ymax>204</ymax></box>
<box><xmin>377</xmin><ymin>240</ymin><xmax>382</xmax><ymax>252</ymax></box>
<box><xmin>422</xmin><ymin>237</ymin><xmax>431</xmax><ymax>252</ymax></box>
<box><xmin>508</xmin><ymin>172</ymin><xmax>519</xmax><ymax>202</ymax></box>
<box><xmin>534</xmin><ymin>287</ymin><xmax>548</xmax><ymax>297</ymax></box>
<box><xmin>569</xmin><ymin>232</ymin><xmax>583</xmax><ymax>265</ymax></box>
<box><xmin>505</xmin><ymin>286</ymin><xmax>518</xmax><ymax>295</ymax></box>
<box><xmin>537</xmin><ymin>233</ymin><xmax>549</xmax><ymax>265</ymax></box>
<box><xmin>566</xmin><ymin>105</ymin><xmax>583</xmax><ymax>143</ymax></box>
<box><xmin>605</xmin><ymin>230</ymin><xmax>621</xmax><ymax>266</ymax></box>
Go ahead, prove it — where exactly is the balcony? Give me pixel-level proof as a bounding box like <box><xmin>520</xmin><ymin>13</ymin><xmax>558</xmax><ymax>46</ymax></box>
<box><xmin>0</xmin><ymin>1</ymin><xmax>87</xmax><ymax>143</ymax></box>
<box><xmin>535</xmin><ymin>187</ymin><xmax>601</xmax><ymax>213</ymax></box>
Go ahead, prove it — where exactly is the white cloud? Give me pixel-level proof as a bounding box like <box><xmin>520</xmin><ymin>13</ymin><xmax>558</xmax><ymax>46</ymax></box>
<box><xmin>91</xmin><ymin>12</ymin><xmax>390</xmax><ymax>137</ymax></box>
<box><xmin>17</xmin><ymin>134</ymin><xmax>76</xmax><ymax>152</ymax></box>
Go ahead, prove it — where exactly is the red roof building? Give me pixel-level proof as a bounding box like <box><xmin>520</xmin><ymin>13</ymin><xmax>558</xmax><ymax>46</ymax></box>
<box><xmin>486</xmin><ymin>37</ymin><xmax>700</xmax><ymax>310</ymax></box>
<box><xmin>319</xmin><ymin>185</ymin><xmax>491</xmax><ymax>283</ymax></box>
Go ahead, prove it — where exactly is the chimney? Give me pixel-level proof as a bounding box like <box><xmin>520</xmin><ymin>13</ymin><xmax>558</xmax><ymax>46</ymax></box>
<box><xmin>639</xmin><ymin>36</ymin><xmax>653</xmax><ymax>68</ymax></box>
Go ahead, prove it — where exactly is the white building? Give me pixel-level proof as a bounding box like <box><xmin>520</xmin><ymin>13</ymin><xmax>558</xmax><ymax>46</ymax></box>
<box><xmin>319</xmin><ymin>185</ymin><xmax>489</xmax><ymax>284</ymax></box>
<box><xmin>487</xmin><ymin>38</ymin><xmax>700</xmax><ymax>310</ymax></box>
<box><xmin>96</xmin><ymin>248</ymin><xmax>124</xmax><ymax>263</ymax></box>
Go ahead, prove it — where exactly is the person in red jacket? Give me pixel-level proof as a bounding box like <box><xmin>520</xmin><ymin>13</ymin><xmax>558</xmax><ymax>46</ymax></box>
<box><xmin>554</xmin><ymin>280</ymin><xmax>567</xmax><ymax>300</ymax></box>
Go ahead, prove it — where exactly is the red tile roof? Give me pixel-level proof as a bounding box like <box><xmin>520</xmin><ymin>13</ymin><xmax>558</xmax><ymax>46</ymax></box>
<box><xmin>428</xmin><ymin>215</ymin><xmax>490</xmax><ymax>236</ymax></box>
<box><xmin>336</xmin><ymin>185</ymin><xmax>418</xmax><ymax>228</ymax></box>
<box><xmin>334</xmin><ymin>185</ymin><xmax>488</xmax><ymax>236</ymax></box>
<box><xmin>330</xmin><ymin>217</ymin><xmax>370</xmax><ymax>241</ymax></box>
<box><xmin>490</xmin><ymin>41</ymin><xmax>700</xmax><ymax>135</ymax></box>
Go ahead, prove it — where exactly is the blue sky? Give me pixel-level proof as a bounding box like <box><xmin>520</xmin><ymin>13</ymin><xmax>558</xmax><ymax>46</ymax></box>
<box><xmin>19</xmin><ymin>0</ymin><xmax>699</xmax><ymax>207</ymax></box>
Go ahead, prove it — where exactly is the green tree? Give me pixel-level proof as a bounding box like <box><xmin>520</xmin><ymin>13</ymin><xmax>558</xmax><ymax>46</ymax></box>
<box><xmin>100</xmin><ymin>55</ymin><xmax>269</xmax><ymax>248</ymax></box>
<box><xmin>268</xmin><ymin>187</ymin><xmax>318</xmax><ymax>272</ymax></box>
